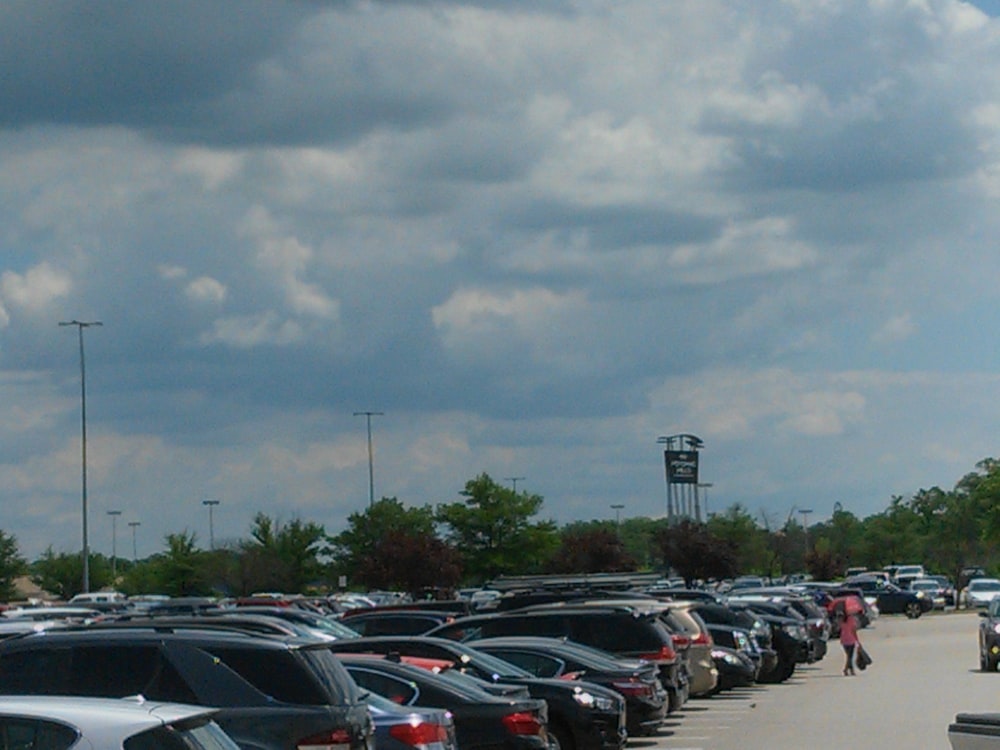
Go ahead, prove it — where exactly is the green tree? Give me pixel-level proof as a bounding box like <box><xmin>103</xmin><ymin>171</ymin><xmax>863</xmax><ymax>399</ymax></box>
<box><xmin>142</xmin><ymin>532</ymin><xmax>211</xmax><ymax>597</ymax></box>
<box><xmin>707</xmin><ymin>504</ymin><xmax>772</xmax><ymax>576</ymax></box>
<box><xmin>329</xmin><ymin>498</ymin><xmax>439</xmax><ymax>586</ymax></box>
<box><xmin>437</xmin><ymin>473</ymin><xmax>560</xmax><ymax>582</ymax></box>
<box><xmin>237</xmin><ymin>513</ymin><xmax>328</xmax><ymax>593</ymax></box>
<box><xmin>30</xmin><ymin>549</ymin><xmax>112</xmax><ymax>599</ymax></box>
<box><xmin>0</xmin><ymin>531</ymin><xmax>26</xmax><ymax>602</ymax></box>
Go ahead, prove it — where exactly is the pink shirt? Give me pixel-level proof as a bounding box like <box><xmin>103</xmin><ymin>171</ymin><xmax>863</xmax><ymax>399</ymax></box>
<box><xmin>840</xmin><ymin>614</ymin><xmax>859</xmax><ymax>646</ymax></box>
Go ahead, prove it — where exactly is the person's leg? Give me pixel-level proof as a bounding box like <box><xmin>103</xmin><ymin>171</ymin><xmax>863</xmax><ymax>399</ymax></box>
<box><xmin>843</xmin><ymin>644</ymin><xmax>855</xmax><ymax>675</ymax></box>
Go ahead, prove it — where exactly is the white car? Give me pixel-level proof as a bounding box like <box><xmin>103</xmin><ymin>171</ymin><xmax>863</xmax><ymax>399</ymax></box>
<box><xmin>960</xmin><ymin>578</ymin><xmax>1000</xmax><ymax>609</ymax></box>
<box><xmin>0</xmin><ymin>695</ymin><xmax>240</xmax><ymax>750</ymax></box>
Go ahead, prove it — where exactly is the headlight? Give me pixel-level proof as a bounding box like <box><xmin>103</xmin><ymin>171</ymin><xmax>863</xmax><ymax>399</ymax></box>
<box><xmin>991</xmin><ymin>623</ymin><xmax>1000</xmax><ymax>634</ymax></box>
<box><xmin>711</xmin><ymin>649</ymin><xmax>742</xmax><ymax>665</ymax></box>
<box><xmin>572</xmin><ymin>689</ymin><xmax>617</xmax><ymax>711</ymax></box>
<box><xmin>915</xmin><ymin>591</ymin><xmax>926</xmax><ymax>599</ymax></box>
<box><xmin>782</xmin><ymin>624</ymin><xmax>807</xmax><ymax>639</ymax></box>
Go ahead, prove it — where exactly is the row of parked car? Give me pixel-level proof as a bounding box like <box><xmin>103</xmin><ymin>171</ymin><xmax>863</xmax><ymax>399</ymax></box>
<box><xmin>0</xmin><ymin>582</ymin><xmax>848</xmax><ymax>750</ymax></box>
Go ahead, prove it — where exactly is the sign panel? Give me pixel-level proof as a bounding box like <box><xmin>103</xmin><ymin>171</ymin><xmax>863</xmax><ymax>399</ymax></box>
<box><xmin>665</xmin><ymin>450</ymin><xmax>699</xmax><ymax>484</ymax></box>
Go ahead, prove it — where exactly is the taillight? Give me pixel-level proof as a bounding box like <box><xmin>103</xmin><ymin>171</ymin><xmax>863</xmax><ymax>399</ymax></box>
<box><xmin>559</xmin><ymin>671</ymin><xmax>584</xmax><ymax>681</ymax></box>
<box><xmin>611</xmin><ymin>678</ymin><xmax>654</xmax><ymax>697</ymax></box>
<box><xmin>692</xmin><ymin>631</ymin><xmax>712</xmax><ymax>647</ymax></box>
<box><xmin>671</xmin><ymin>634</ymin><xmax>691</xmax><ymax>649</ymax></box>
<box><xmin>389</xmin><ymin>721</ymin><xmax>449</xmax><ymax>747</ymax></box>
<box><xmin>297</xmin><ymin>728</ymin><xmax>353</xmax><ymax>750</ymax></box>
<box><xmin>502</xmin><ymin>711</ymin><xmax>543</xmax><ymax>736</ymax></box>
<box><xmin>639</xmin><ymin>645</ymin><xmax>677</xmax><ymax>663</ymax></box>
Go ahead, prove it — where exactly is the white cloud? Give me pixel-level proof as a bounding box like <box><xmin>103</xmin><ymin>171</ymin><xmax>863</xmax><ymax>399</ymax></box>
<box><xmin>199</xmin><ymin>312</ymin><xmax>304</xmax><ymax>348</ymax></box>
<box><xmin>0</xmin><ymin>262</ymin><xmax>72</xmax><ymax>315</ymax></box>
<box><xmin>185</xmin><ymin>276</ymin><xmax>227</xmax><ymax>305</ymax></box>
<box><xmin>871</xmin><ymin>312</ymin><xmax>917</xmax><ymax>344</ymax></box>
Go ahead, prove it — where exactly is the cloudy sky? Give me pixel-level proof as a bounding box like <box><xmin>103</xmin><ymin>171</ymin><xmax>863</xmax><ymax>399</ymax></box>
<box><xmin>3</xmin><ymin>0</ymin><xmax>1000</xmax><ymax>561</ymax></box>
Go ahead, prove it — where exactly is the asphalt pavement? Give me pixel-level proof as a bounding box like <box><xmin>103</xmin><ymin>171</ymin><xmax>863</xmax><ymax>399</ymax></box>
<box><xmin>632</xmin><ymin>609</ymin><xmax>998</xmax><ymax>750</ymax></box>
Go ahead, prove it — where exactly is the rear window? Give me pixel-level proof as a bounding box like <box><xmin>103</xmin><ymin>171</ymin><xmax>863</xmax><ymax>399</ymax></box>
<box><xmin>125</xmin><ymin>718</ymin><xmax>238</xmax><ymax>750</ymax></box>
<box><xmin>574</xmin><ymin>614</ymin><xmax>668</xmax><ymax>652</ymax></box>
<box><xmin>205</xmin><ymin>647</ymin><xmax>326</xmax><ymax>705</ymax></box>
<box><xmin>0</xmin><ymin>717</ymin><xmax>78</xmax><ymax>750</ymax></box>
<box><xmin>0</xmin><ymin>645</ymin><xmax>197</xmax><ymax>704</ymax></box>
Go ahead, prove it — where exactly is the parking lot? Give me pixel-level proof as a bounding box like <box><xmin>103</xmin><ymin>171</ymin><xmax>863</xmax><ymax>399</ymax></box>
<box><xmin>634</xmin><ymin>610</ymin><xmax>997</xmax><ymax>749</ymax></box>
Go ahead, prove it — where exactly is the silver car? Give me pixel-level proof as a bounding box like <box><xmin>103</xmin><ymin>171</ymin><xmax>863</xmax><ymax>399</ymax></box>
<box><xmin>0</xmin><ymin>695</ymin><xmax>240</xmax><ymax>749</ymax></box>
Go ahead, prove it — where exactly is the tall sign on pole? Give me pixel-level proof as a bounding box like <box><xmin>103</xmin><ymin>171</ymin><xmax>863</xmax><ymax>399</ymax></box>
<box><xmin>658</xmin><ymin>434</ymin><xmax>704</xmax><ymax>524</ymax></box>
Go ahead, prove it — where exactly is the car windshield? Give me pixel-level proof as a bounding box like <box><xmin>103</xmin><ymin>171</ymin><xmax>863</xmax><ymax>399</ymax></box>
<box><xmin>971</xmin><ymin>581</ymin><xmax>1000</xmax><ymax>591</ymax></box>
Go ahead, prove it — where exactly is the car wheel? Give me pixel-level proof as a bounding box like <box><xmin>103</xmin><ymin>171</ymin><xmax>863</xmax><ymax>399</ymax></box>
<box><xmin>905</xmin><ymin>601</ymin><xmax>922</xmax><ymax>619</ymax></box>
<box><xmin>548</xmin><ymin>720</ymin><xmax>573</xmax><ymax>750</ymax></box>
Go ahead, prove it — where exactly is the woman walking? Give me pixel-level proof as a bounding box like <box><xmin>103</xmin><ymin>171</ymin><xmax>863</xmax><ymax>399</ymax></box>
<box><xmin>839</xmin><ymin>610</ymin><xmax>860</xmax><ymax>676</ymax></box>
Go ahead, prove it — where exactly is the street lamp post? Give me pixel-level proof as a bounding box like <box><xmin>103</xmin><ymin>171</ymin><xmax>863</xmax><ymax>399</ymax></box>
<box><xmin>107</xmin><ymin>510</ymin><xmax>122</xmax><ymax>580</ymax></box>
<box><xmin>128</xmin><ymin>521</ymin><xmax>140</xmax><ymax>562</ymax></box>
<box><xmin>505</xmin><ymin>477</ymin><xmax>525</xmax><ymax>493</ymax></box>
<box><xmin>353</xmin><ymin>411</ymin><xmax>383</xmax><ymax>508</ymax></box>
<box><xmin>610</xmin><ymin>503</ymin><xmax>624</xmax><ymax>526</ymax></box>
<box><xmin>59</xmin><ymin>319</ymin><xmax>102</xmax><ymax>593</ymax></box>
<box><xmin>202</xmin><ymin>499</ymin><xmax>220</xmax><ymax>550</ymax></box>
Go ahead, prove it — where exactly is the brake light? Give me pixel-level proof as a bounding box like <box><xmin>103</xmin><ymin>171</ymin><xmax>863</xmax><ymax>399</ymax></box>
<box><xmin>691</xmin><ymin>631</ymin><xmax>712</xmax><ymax>647</ymax></box>
<box><xmin>671</xmin><ymin>634</ymin><xmax>691</xmax><ymax>648</ymax></box>
<box><xmin>559</xmin><ymin>671</ymin><xmax>584</xmax><ymax>681</ymax></box>
<box><xmin>639</xmin><ymin>645</ymin><xmax>676</xmax><ymax>662</ymax></box>
<box><xmin>389</xmin><ymin>721</ymin><xmax>449</xmax><ymax>746</ymax></box>
<box><xmin>611</xmin><ymin>678</ymin><xmax>654</xmax><ymax>697</ymax></box>
<box><xmin>297</xmin><ymin>728</ymin><xmax>353</xmax><ymax>750</ymax></box>
<box><xmin>502</xmin><ymin>711</ymin><xmax>543</xmax><ymax>736</ymax></box>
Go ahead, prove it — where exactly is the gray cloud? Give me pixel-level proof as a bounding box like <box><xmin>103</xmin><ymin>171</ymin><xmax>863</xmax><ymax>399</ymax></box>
<box><xmin>2</xmin><ymin>1</ymin><xmax>1000</xmax><ymax>558</ymax></box>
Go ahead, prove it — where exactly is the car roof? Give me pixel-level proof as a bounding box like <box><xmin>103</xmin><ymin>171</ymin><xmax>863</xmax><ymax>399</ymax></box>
<box><xmin>0</xmin><ymin>623</ymin><xmax>319</xmax><ymax>649</ymax></box>
<box><xmin>0</xmin><ymin>695</ymin><xmax>216</xmax><ymax>733</ymax></box>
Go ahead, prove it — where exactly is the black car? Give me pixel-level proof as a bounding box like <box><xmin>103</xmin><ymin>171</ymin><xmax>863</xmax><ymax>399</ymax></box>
<box><xmin>0</xmin><ymin>625</ymin><xmax>375</xmax><ymax>750</ymax></box>
<box><xmin>694</xmin><ymin>601</ymin><xmax>807</xmax><ymax>683</ymax></box>
<box><xmin>979</xmin><ymin>596</ymin><xmax>1000</xmax><ymax>671</ymax></box>
<box><xmin>704</xmin><ymin>624</ymin><xmax>764</xmax><ymax>679</ymax></box>
<box><xmin>469</xmin><ymin>636</ymin><xmax>668</xmax><ymax>737</ymax></box>
<box><xmin>427</xmin><ymin>604</ymin><xmax>688</xmax><ymax>713</ymax></box>
<box><xmin>326</xmin><ymin>636</ymin><xmax>626</xmax><ymax>750</ymax></box>
<box><xmin>840</xmin><ymin>579</ymin><xmax>933</xmax><ymax>618</ymax></box>
<box><xmin>707</xmin><ymin>645</ymin><xmax>757</xmax><ymax>694</ymax></box>
<box><xmin>336</xmin><ymin>653</ymin><xmax>551</xmax><ymax>750</ymax></box>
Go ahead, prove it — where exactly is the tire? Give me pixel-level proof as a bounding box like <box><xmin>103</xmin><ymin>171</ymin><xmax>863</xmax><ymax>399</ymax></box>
<box><xmin>548</xmin><ymin>720</ymin><xmax>573</xmax><ymax>750</ymax></box>
<box><xmin>757</xmin><ymin>658</ymin><xmax>795</xmax><ymax>684</ymax></box>
<box><xmin>905</xmin><ymin>601</ymin><xmax>922</xmax><ymax>619</ymax></box>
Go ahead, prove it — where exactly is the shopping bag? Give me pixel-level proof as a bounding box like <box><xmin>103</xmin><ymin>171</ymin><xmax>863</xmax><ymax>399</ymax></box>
<box><xmin>856</xmin><ymin>645</ymin><xmax>872</xmax><ymax>670</ymax></box>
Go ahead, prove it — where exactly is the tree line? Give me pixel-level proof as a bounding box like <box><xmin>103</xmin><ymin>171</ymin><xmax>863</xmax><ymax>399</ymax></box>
<box><xmin>1</xmin><ymin>460</ymin><xmax>1000</xmax><ymax>601</ymax></box>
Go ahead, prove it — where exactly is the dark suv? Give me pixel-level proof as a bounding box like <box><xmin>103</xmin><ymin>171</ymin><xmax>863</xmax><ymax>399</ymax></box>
<box><xmin>0</xmin><ymin>626</ymin><xmax>375</xmax><ymax>750</ymax></box>
<box><xmin>979</xmin><ymin>596</ymin><xmax>1000</xmax><ymax>671</ymax></box>
<box><xmin>427</xmin><ymin>603</ymin><xmax>688</xmax><ymax>713</ymax></box>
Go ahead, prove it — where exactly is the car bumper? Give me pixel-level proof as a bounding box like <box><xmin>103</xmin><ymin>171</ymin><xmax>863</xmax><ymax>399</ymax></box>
<box><xmin>949</xmin><ymin>713</ymin><xmax>1000</xmax><ymax>750</ymax></box>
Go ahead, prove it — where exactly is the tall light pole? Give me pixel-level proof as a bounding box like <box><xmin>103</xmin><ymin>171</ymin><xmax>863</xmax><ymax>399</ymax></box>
<box><xmin>107</xmin><ymin>509</ymin><xmax>122</xmax><ymax>580</ymax></box>
<box><xmin>610</xmin><ymin>503</ymin><xmax>624</xmax><ymax>526</ymax></box>
<box><xmin>353</xmin><ymin>411</ymin><xmax>383</xmax><ymax>508</ymax></box>
<box><xmin>505</xmin><ymin>477</ymin><xmax>525</xmax><ymax>493</ymax></box>
<box><xmin>59</xmin><ymin>319</ymin><xmax>102</xmax><ymax>593</ymax></box>
<box><xmin>202</xmin><ymin>499</ymin><xmax>220</xmax><ymax>550</ymax></box>
<box><xmin>128</xmin><ymin>521</ymin><xmax>140</xmax><ymax>562</ymax></box>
